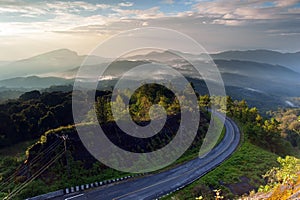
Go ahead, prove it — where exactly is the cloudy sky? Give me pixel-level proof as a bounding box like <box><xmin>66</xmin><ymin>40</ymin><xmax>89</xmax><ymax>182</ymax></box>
<box><xmin>0</xmin><ymin>0</ymin><xmax>300</xmax><ymax>60</ymax></box>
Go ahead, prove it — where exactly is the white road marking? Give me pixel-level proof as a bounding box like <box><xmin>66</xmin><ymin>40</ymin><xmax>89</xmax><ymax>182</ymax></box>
<box><xmin>65</xmin><ymin>193</ymin><xmax>84</xmax><ymax>200</ymax></box>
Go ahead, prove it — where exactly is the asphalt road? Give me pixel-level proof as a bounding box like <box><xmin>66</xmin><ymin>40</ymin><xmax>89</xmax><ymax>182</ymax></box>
<box><xmin>54</xmin><ymin>112</ymin><xmax>240</xmax><ymax>200</ymax></box>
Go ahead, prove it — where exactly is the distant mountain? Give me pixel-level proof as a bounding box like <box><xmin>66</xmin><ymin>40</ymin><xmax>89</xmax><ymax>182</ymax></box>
<box><xmin>125</xmin><ymin>49</ymin><xmax>300</xmax><ymax>73</ymax></box>
<box><xmin>123</xmin><ymin>49</ymin><xmax>300</xmax><ymax>90</ymax></box>
<box><xmin>211</xmin><ymin>50</ymin><xmax>300</xmax><ymax>73</ymax></box>
<box><xmin>0</xmin><ymin>88</ymin><xmax>25</xmax><ymax>102</ymax></box>
<box><xmin>95</xmin><ymin>54</ymin><xmax>300</xmax><ymax>111</ymax></box>
<box><xmin>1</xmin><ymin>48</ymin><xmax>299</xmax><ymax>111</ymax></box>
<box><xmin>214</xmin><ymin>59</ymin><xmax>300</xmax><ymax>84</ymax></box>
<box><xmin>0</xmin><ymin>60</ymin><xmax>150</xmax><ymax>90</ymax></box>
<box><xmin>51</xmin><ymin>56</ymin><xmax>300</xmax><ymax>96</ymax></box>
<box><xmin>125</xmin><ymin>50</ymin><xmax>200</xmax><ymax>62</ymax></box>
<box><xmin>188</xmin><ymin>77</ymin><xmax>288</xmax><ymax>113</ymax></box>
<box><xmin>0</xmin><ymin>49</ymin><xmax>109</xmax><ymax>80</ymax></box>
<box><xmin>0</xmin><ymin>76</ymin><xmax>73</xmax><ymax>89</ymax></box>
<box><xmin>48</xmin><ymin>60</ymin><xmax>149</xmax><ymax>80</ymax></box>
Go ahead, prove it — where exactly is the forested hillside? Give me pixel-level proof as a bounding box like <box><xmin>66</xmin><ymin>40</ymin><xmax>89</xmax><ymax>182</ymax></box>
<box><xmin>165</xmin><ymin>97</ymin><xmax>300</xmax><ymax>199</ymax></box>
<box><xmin>0</xmin><ymin>84</ymin><xmax>299</xmax><ymax>199</ymax></box>
<box><xmin>0</xmin><ymin>90</ymin><xmax>73</xmax><ymax>148</ymax></box>
<box><xmin>0</xmin><ymin>83</ymin><xmax>209</xmax><ymax>199</ymax></box>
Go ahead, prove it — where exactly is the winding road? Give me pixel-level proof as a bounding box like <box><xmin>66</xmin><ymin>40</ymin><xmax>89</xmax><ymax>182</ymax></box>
<box><xmin>53</xmin><ymin>112</ymin><xmax>240</xmax><ymax>200</ymax></box>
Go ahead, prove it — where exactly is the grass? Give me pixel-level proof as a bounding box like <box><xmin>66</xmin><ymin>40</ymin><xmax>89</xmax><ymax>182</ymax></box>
<box><xmin>162</xmin><ymin>141</ymin><xmax>279</xmax><ymax>200</ymax></box>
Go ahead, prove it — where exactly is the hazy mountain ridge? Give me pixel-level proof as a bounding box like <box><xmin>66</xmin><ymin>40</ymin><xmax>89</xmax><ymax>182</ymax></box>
<box><xmin>211</xmin><ymin>49</ymin><xmax>300</xmax><ymax>73</ymax></box>
<box><xmin>0</xmin><ymin>76</ymin><xmax>73</xmax><ymax>89</ymax></box>
<box><xmin>215</xmin><ymin>59</ymin><xmax>300</xmax><ymax>92</ymax></box>
<box><xmin>0</xmin><ymin>49</ymin><xmax>299</xmax><ymax>111</ymax></box>
<box><xmin>0</xmin><ymin>49</ymin><xmax>109</xmax><ymax>80</ymax></box>
<box><xmin>125</xmin><ymin>49</ymin><xmax>201</xmax><ymax>62</ymax></box>
<box><xmin>215</xmin><ymin>59</ymin><xmax>300</xmax><ymax>80</ymax></box>
<box><xmin>125</xmin><ymin>49</ymin><xmax>300</xmax><ymax>73</ymax></box>
<box><xmin>1</xmin><ymin>48</ymin><xmax>299</xmax><ymax>80</ymax></box>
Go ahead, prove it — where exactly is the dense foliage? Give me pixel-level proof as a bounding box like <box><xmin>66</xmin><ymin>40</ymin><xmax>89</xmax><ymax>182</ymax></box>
<box><xmin>165</xmin><ymin>95</ymin><xmax>300</xmax><ymax>199</ymax></box>
<box><xmin>260</xmin><ymin>156</ymin><xmax>300</xmax><ymax>192</ymax></box>
<box><xmin>1</xmin><ymin>82</ymin><xmax>299</xmax><ymax>200</ymax></box>
<box><xmin>270</xmin><ymin>108</ymin><xmax>300</xmax><ymax>149</ymax></box>
<box><xmin>0</xmin><ymin>91</ymin><xmax>73</xmax><ymax>148</ymax></box>
<box><xmin>164</xmin><ymin>142</ymin><xmax>279</xmax><ymax>200</ymax></box>
<box><xmin>0</xmin><ymin>83</ymin><xmax>208</xmax><ymax>199</ymax></box>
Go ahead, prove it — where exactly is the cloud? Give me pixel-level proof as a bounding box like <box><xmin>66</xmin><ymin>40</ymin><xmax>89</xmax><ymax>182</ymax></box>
<box><xmin>118</xmin><ymin>2</ymin><xmax>134</xmax><ymax>7</ymax></box>
<box><xmin>0</xmin><ymin>0</ymin><xmax>300</xmax><ymax>60</ymax></box>
<box><xmin>161</xmin><ymin>0</ymin><xmax>175</xmax><ymax>5</ymax></box>
<box><xmin>0</xmin><ymin>1</ymin><xmax>112</xmax><ymax>16</ymax></box>
<box><xmin>0</xmin><ymin>0</ymin><xmax>166</xmax><ymax>36</ymax></box>
<box><xmin>212</xmin><ymin>19</ymin><xmax>243</xmax><ymax>26</ymax></box>
<box><xmin>112</xmin><ymin>6</ymin><xmax>165</xmax><ymax>19</ymax></box>
<box><xmin>194</xmin><ymin>0</ymin><xmax>300</xmax><ymax>25</ymax></box>
<box><xmin>142</xmin><ymin>21</ymin><xmax>149</xmax><ymax>26</ymax></box>
<box><xmin>276</xmin><ymin>0</ymin><xmax>300</xmax><ymax>7</ymax></box>
<box><xmin>0</xmin><ymin>3</ymin><xmax>46</xmax><ymax>16</ymax></box>
<box><xmin>46</xmin><ymin>1</ymin><xmax>112</xmax><ymax>12</ymax></box>
<box><xmin>0</xmin><ymin>1</ymin><xmax>130</xmax><ymax>35</ymax></box>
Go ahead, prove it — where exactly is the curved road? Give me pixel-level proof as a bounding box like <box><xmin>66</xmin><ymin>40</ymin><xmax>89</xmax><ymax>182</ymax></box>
<box><xmin>54</xmin><ymin>112</ymin><xmax>240</xmax><ymax>200</ymax></box>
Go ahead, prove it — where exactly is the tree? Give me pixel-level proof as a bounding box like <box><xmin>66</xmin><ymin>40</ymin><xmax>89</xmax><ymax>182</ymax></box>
<box><xmin>210</xmin><ymin>96</ymin><xmax>226</xmax><ymax>113</ymax></box>
<box><xmin>226</xmin><ymin>96</ymin><xmax>234</xmax><ymax>116</ymax></box>
<box><xmin>289</xmin><ymin>116</ymin><xmax>300</xmax><ymax>135</ymax></box>
<box><xmin>136</xmin><ymin>96</ymin><xmax>152</xmax><ymax>120</ymax></box>
<box><xmin>38</xmin><ymin>111</ymin><xmax>58</xmax><ymax>133</ymax></box>
<box><xmin>261</xmin><ymin>156</ymin><xmax>300</xmax><ymax>191</ymax></box>
<box><xmin>111</xmin><ymin>95</ymin><xmax>127</xmax><ymax>121</ymax></box>
<box><xmin>255</xmin><ymin>114</ymin><xmax>263</xmax><ymax>124</ymax></box>
<box><xmin>199</xmin><ymin>95</ymin><xmax>210</xmax><ymax>111</ymax></box>
<box><xmin>262</xmin><ymin>118</ymin><xmax>281</xmax><ymax>152</ymax></box>
<box><xmin>167</xmin><ymin>97</ymin><xmax>180</xmax><ymax>114</ymax></box>
<box><xmin>0</xmin><ymin>112</ymin><xmax>18</xmax><ymax>146</ymax></box>
<box><xmin>19</xmin><ymin>90</ymin><xmax>41</xmax><ymax>101</ymax></box>
<box><xmin>95</xmin><ymin>97</ymin><xmax>109</xmax><ymax>123</ymax></box>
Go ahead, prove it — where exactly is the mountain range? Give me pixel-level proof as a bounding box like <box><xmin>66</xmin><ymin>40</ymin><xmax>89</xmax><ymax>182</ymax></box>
<box><xmin>125</xmin><ymin>49</ymin><xmax>300</xmax><ymax>73</ymax></box>
<box><xmin>0</xmin><ymin>48</ymin><xmax>299</xmax><ymax>111</ymax></box>
<box><xmin>0</xmin><ymin>48</ymin><xmax>299</xmax><ymax>80</ymax></box>
<box><xmin>0</xmin><ymin>76</ymin><xmax>74</xmax><ymax>89</ymax></box>
<box><xmin>0</xmin><ymin>49</ymin><xmax>109</xmax><ymax>80</ymax></box>
<box><xmin>211</xmin><ymin>49</ymin><xmax>300</xmax><ymax>73</ymax></box>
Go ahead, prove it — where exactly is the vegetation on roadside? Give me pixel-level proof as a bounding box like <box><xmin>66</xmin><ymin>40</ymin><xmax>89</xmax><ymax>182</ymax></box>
<box><xmin>0</xmin><ymin>83</ymin><xmax>207</xmax><ymax>199</ymax></box>
<box><xmin>1</xmin><ymin>83</ymin><xmax>299</xmax><ymax>199</ymax></box>
<box><xmin>165</xmin><ymin>96</ymin><xmax>300</xmax><ymax>199</ymax></box>
<box><xmin>242</xmin><ymin>156</ymin><xmax>300</xmax><ymax>200</ymax></box>
<box><xmin>162</xmin><ymin>142</ymin><xmax>279</xmax><ymax>200</ymax></box>
<box><xmin>259</xmin><ymin>156</ymin><xmax>300</xmax><ymax>192</ymax></box>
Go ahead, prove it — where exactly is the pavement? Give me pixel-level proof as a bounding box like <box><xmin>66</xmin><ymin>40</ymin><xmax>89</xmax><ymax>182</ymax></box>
<box><xmin>52</xmin><ymin>112</ymin><xmax>241</xmax><ymax>200</ymax></box>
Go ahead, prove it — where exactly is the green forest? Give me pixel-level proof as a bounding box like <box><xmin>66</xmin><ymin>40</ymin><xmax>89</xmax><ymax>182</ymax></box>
<box><xmin>0</xmin><ymin>83</ymin><xmax>299</xmax><ymax>199</ymax></box>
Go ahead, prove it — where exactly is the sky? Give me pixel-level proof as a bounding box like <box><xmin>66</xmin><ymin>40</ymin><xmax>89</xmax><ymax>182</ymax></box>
<box><xmin>0</xmin><ymin>0</ymin><xmax>300</xmax><ymax>60</ymax></box>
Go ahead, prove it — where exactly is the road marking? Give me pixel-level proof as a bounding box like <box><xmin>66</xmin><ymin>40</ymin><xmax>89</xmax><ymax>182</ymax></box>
<box><xmin>65</xmin><ymin>194</ymin><xmax>84</xmax><ymax>200</ymax></box>
<box><xmin>112</xmin><ymin>117</ymin><xmax>238</xmax><ymax>200</ymax></box>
